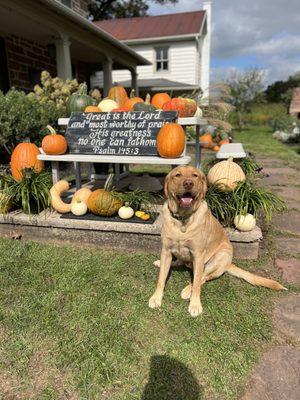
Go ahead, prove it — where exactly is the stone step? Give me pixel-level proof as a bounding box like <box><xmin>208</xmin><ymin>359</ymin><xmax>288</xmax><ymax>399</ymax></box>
<box><xmin>0</xmin><ymin>211</ymin><xmax>263</xmax><ymax>259</ymax></box>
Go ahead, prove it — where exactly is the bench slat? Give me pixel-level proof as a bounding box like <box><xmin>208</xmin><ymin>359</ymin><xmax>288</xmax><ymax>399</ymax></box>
<box><xmin>38</xmin><ymin>153</ymin><xmax>191</xmax><ymax>165</ymax></box>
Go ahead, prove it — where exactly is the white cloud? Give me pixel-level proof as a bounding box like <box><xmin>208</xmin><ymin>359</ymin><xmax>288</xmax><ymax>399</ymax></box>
<box><xmin>149</xmin><ymin>0</ymin><xmax>300</xmax><ymax>84</ymax></box>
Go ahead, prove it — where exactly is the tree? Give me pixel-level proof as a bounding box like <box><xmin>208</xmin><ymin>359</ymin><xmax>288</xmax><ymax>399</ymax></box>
<box><xmin>227</xmin><ymin>69</ymin><xmax>265</xmax><ymax>129</ymax></box>
<box><xmin>265</xmin><ymin>71</ymin><xmax>300</xmax><ymax>103</ymax></box>
<box><xmin>89</xmin><ymin>0</ymin><xmax>178</xmax><ymax>20</ymax></box>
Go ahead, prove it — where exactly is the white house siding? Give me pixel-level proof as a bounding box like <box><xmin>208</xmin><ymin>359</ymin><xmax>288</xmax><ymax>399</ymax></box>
<box><xmin>90</xmin><ymin>39</ymin><xmax>200</xmax><ymax>89</ymax></box>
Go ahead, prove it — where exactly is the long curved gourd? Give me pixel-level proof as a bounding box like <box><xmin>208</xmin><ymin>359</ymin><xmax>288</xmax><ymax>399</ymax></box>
<box><xmin>50</xmin><ymin>181</ymin><xmax>92</xmax><ymax>213</ymax></box>
<box><xmin>50</xmin><ymin>180</ymin><xmax>71</xmax><ymax>213</ymax></box>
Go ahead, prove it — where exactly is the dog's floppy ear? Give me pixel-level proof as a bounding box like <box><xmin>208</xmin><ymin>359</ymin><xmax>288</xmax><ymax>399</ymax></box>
<box><xmin>164</xmin><ymin>171</ymin><xmax>171</xmax><ymax>198</ymax></box>
<box><xmin>199</xmin><ymin>172</ymin><xmax>207</xmax><ymax>199</ymax></box>
<box><xmin>164</xmin><ymin>170</ymin><xmax>178</xmax><ymax>213</ymax></box>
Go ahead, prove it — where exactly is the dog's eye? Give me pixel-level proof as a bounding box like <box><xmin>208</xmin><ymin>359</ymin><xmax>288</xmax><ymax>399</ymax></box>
<box><xmin>192</xmin><ymin>173</ymin><xmax>198</xmax><ymax>178</ymax></box>
<box><xmin>175</xmin><ymin>173</ymin><xmax>181</xmax><ymax>177</ymax></box>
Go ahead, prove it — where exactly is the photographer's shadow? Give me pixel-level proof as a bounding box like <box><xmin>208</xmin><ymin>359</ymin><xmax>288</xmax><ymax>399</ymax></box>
<box><xmin>141</xmin><ymin>355</ymin><xmax>203</xmax><ymax>400</ymax></box>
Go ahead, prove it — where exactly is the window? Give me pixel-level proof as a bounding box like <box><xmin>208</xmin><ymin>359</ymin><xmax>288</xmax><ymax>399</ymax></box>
<box><xmin>61</xmin><ymin>0</ymin><xmax>71</xmax><ymax>8</ymax></box>
<box><xmin>155</xmin><ymin>47</ymin><xmax>169</xmax><ymax>71</ymax></box>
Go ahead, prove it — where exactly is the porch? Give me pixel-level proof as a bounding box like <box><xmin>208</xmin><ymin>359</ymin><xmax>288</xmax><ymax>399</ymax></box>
<box><xmin>0</xmin><ymin>0</ymin><xmax>150</xmax><ymax>95</ymax></box>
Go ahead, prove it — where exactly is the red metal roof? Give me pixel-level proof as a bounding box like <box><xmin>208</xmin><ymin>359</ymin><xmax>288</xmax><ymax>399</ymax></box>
<box><xmin>94</xmin><ymin>11</ymin><xmax>206</xmax><ymax>41</ymax></box>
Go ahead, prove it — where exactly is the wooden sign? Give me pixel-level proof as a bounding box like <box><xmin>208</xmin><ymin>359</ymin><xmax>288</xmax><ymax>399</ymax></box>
<box><xmin>65</xmin><ymin>111</ymin><xmax>177</xmax><ymax>156</ymax></box>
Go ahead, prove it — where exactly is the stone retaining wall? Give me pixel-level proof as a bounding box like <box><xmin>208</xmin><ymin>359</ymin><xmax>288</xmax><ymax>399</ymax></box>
<box><xmin>0</xmin><ymin>211</ymin><xmax>262</xmax><ymax>259</ymax></box>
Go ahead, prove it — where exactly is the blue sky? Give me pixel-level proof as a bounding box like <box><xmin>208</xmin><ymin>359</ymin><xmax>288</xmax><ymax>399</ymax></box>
<box><xmin>149</xmin><ymin>0</ymin><xmax>300</xmax><ymax>85</ymax></box>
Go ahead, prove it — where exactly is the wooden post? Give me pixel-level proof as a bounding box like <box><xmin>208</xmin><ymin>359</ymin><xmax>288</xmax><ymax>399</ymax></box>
<box><xmin>51</xmin><ymin>161</ymin><xmax>60</xmax><ymax>184</ymax></box>
<box><xmin>195</xmin><ymin>125</ymin><xmax>201</xmax><ymax>169</ymax></box>
<box><xmin>74</xmin><ymin>162</ymin><xmax>82</xmax><ymax>190</ymax></box>
<box><xmin>130</xmin><ymin>68</ymin><xmax>139</xmax><ymax>96</ymax></box>
<box><xmin>103</xmin><ymin>57</ymin><xmax>113</xmax><ymax>97</ymax></box>
<box><xmin>55</xmin><ymin>36</ymin><xmax>72</xmax><ymax>80</ymax></box>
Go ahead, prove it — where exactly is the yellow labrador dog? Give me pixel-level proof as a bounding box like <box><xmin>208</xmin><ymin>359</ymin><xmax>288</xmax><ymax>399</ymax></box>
<box><xmin>149</xmin><ymin>166</ymin><xmax>286</xmax><ymax>317</ymax></box>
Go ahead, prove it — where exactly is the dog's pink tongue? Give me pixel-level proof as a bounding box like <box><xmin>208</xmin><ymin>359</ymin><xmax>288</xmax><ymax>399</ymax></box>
<box><xmin>180</xmin><ymin>197</ymin><xmax>193</xmax><ymax>207</ymax></box>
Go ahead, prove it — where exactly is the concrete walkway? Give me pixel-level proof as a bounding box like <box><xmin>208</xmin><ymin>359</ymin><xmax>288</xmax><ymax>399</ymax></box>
<box><xmin>240</xmin><ymin>156</ymin><xmax>300</xmax><ymax>399</ymax></box>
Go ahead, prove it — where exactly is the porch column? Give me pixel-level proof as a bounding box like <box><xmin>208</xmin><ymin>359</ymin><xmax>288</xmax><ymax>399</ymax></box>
<box><xmin>103</xmin><ymin>57</ymin><xmax>113</xmax><ymax>97</ymax></box>
<box><xmin>130</xmin><ymin>68</ymin><xmax>139</xmax><ymax>96</ymax></box>
<box><xmin>55</xmin><ymin>36</ymin><xmax>73</xmax><ymax>80</ymax></box>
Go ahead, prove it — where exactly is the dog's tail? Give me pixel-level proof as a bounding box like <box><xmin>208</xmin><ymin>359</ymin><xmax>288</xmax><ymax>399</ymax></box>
<box><xmin>227</xmin><ymin>264</ymin><xmax>287</xmax><ymax>291</ymax></box>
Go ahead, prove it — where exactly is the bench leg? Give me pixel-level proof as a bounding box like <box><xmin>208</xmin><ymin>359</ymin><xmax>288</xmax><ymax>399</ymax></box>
<box><xmin>195</xmin><ymin>126</ymin><xmax>201</xmax><ymax>169</ymax></box>
<box><xmin>115</xmin><ymin>163</ymin><xmax>120</xmax><ymax>182</ymax></box>
<box><xmin>51</xmin><ymin>161</ymin><xmax>60</xmax><ymax>184</ymax></box>
<box><xmin>74</xmin><ymin>162</ymin><xmax>82</xmax><ymax>190</ymax></box>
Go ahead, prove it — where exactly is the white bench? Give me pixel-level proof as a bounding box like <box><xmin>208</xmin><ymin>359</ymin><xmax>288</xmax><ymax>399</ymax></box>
<box><xmin>216</xmin><ymin>143</ymin><xmax>246</xmax><ymax>159</ymax></box>
<box><xmin>38</xmin><ymin>117</ymin><xmax>207</xmax><ymax>189</ymax></box>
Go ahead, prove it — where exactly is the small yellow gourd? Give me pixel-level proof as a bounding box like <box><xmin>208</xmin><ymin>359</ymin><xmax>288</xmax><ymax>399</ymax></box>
<box><xmin>234</xmin><ymin>214</ymin><xmax>256</xmax><ymax>232</ymax></box>
<box><xmin>207</xmin><ymin>157</ymin><xmax>246</xmax><ymax>190</ymax></box>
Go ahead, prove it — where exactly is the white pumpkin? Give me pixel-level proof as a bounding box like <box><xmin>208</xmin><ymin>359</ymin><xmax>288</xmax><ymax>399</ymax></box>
<box><xmin>118</xmin><ymin>204</ymin><xmax>134</xmax><ymax>219</ymax></box>
<box><xmin>71</xmin><ymin>200</ymin><xmax>88</xmax><ymax>216</ymax></box>
<box><xmin>207</xmin><ymin>157</ymin><xmax>246</xmax><ymax>191</ymax></box>
<box><xmin>234</xmin><ymin>214</ymin><xmax>256</xmax><ymax>232</ymax></box>
<box><xmin>194</xmin><ymin>106</ymin><xmax>203</xmax><ymax>118</ymax></box>
<box><xmin>98</xmin><ymin>98</ymin><xmax>118</xmax><ymax>112</ymax></box>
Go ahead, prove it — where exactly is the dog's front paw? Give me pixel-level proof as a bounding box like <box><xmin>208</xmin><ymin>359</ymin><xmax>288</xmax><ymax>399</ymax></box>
<box><xmin>188</xmin><ymin>301</ymin><xmax>203</xmax><ymax>317</ymax></box>
<box><xmin>149</xmin><ymin>293</ymin><xmax>162</xmax><ymax>309</ymax></box>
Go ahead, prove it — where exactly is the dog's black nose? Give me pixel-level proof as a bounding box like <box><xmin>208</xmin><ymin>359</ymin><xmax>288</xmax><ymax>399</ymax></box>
<box><xmin>183</xmin><ymin>179</ymin><xmax>194</xmax><ymax>190</ymax></box>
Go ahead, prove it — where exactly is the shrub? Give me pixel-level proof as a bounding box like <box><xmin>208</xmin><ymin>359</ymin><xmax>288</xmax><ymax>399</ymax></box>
<box><xmin>31</xmin><ymin>70</ymin><xmax>80</xmax><ymax>111</ymax></box>
<box><xmin>269</xmin><ymin>114</ymin><xmax>295</xmax><ymax>132</ymax></box>
<box><xmin>229</xmin><ymin>103</ymin><xmax>287</xmax><ymax>129</ymax></box>
<box><xmin>0</xmin><ymin>89</ymin><xmax>61</xmax><ymax>155</ymax></box>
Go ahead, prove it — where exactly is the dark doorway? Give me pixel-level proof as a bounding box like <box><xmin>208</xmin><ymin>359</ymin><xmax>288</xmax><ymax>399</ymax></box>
<box><xmin>0</xmin><ymin>37</ymin><xmax>10</xmax><ymax>93</ymax></box>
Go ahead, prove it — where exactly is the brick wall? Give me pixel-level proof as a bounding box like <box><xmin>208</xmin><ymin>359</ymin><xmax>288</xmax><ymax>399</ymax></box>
<box><xmin>6</xmin><ymin>35</ymin><xmax>56</xmax><ymax>92</ymax></box>
<box><xmin>71</xmin><ymin>0</ymin><xmax>90</xmax><ymax>18</ymax></box>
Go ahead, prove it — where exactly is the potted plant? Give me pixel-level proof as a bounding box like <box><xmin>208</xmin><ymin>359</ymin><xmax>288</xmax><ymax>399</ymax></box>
<box><xmin>5</xmin><ymin>168</ymin><xmax>52</xmax><ymax>214</ymax></box>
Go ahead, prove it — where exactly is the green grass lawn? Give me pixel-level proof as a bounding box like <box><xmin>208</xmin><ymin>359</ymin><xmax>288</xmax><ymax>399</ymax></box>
<box><xmin>234</xmin><ymin>126</ymin><xmax>300</xmax><ymax>165</ymax></box>
<box><xmin>0</xmin><ymin>123</ymin><xmax>297</xmax><ymax>399</ymax></box>
<box><xmin>0</xmin><ymin>237</ymin><xmax>285</xmax><ymax>400</ymax></box>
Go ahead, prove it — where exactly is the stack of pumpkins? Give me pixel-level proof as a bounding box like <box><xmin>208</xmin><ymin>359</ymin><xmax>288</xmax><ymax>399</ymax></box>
<box><xmin>207</xmin><ymin>157</ymin><xmax>256</xmax><ymax>232</ymax></box>
<box><xmin>74</xmin><ymin>85</ymin><xmax>203</xmax><ymax>118</ymax></box>
<box><xmin>63</xmin><ymin>85</ymin><xmax>202</xmax><ymax>160</ymax></box>
<box><xmin>200</xmin><ymin>131</ymin><xmax>230</xmax><ymax>153</ymax></box>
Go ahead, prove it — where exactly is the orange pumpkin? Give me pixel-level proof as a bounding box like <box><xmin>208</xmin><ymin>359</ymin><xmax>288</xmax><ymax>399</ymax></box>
<box><xmin>42</xmin><ymin>125</ymin><xmax>68</xmax><ymax>155</ymax></box>
<box><xmin>157</xmin><ymin>123</ymin><xmax>186</xmax><ymax>158</ymax></box>
<box><xmin>162</xmin><ymin>97</ymin><xmax>197</xmax><ymax>117</ymax></box>
<box><xmin>108</xmin><ymin>86</ymin><xmax>128</xmax><ymax>107</ymax></box>
<box><xmin>151</xmin><ymin>92</ymin><xmax>171</xmax><ymax>109</ymax></box>
<box><xmin>219</xmin><ymin>139</ymin><xmax>230</xmax><ymax>146</ymax></box>
<box><xmin>213</xmin><ymin>145</ymin><xmax>220</xmax><ymax>152</ymax></box>
<box><xmin>10</xmin><ymin>140</ymin><xmax>44</xmax><ymax>181</ymax></box>
<box><xmin>84</xmin><ymin>105</ymin><xmax>101</xmax><ymax>112</ymax></box>
<box><xmin>200</xmin><ymin>134</ymin><xmax>213</xmax><ymax>148</ymax></box>
<box><xmin>111</xmin><ymin>107</ymin><xmax>127</xmax><ymax>112</ymax></box>
<box><xmin>123</xmin><ymin>89</ymin><xmax>144</xmax><ymax>111</ymax></box>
